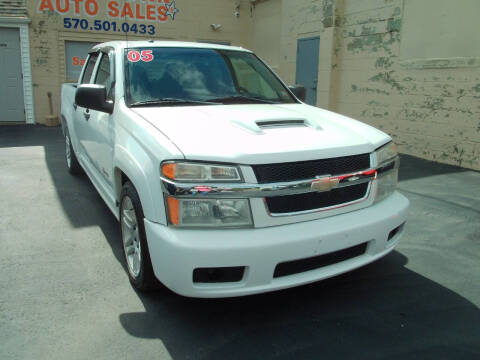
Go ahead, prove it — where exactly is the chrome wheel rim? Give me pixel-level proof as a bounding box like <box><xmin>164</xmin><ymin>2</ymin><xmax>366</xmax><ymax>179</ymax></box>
<box><xmin>121</xmin><ymin>196</ymin><xmax>142</xmax><ymax>278</ymax></box>
<box><xmin>65</xmin><ymin>134</ymin><xmax>72</xmax><ymax>168</ymax></box>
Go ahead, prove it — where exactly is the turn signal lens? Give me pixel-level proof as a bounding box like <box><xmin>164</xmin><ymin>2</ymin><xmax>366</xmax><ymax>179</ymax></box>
<box><xmin>162</xmin><ymin>163</ymin><xmax>176</xmax><ymax>180</ymax></box>
<box><xmin>161</xmin><ymin>162</ymin><xmax>241</xmax><ymax>182</ymax></box>
<box><xmin>167</xmin><ymin>196</ymin><xmax>179</xmax><ymax>225</ymax></box>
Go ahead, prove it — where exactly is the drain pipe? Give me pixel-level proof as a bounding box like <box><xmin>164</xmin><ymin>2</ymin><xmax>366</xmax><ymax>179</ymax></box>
<box><xmin>45</xmin><ymin>91</ymin><xmax>59</xmax><ymax>126</ymax></box>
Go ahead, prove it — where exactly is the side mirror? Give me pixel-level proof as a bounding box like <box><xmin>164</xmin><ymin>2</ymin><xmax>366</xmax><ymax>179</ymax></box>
<box><xmin>75</xmin><ymin>84</ymin><xmax>114</xmax><ymax>114</ymax></box>
<box><xmin>289</xmin><ymin>85</ymin><xmax>307</xmax><ymax>102</ymax></box>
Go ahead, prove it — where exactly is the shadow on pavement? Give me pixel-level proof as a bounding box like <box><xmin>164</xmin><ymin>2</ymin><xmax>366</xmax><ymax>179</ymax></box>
<box><xmin>2</xmin><ymin>125</ymin><xmax>479</xmax><ymax>359</ymax></box>
<box><xmin>119</xmin><ymin>251</ymin><xmax>480</xmax><ymax>359</ymax></box>
<box><xmin>398</xmin><ymin>154</ymin><xmax>468</xmax><ymax>181</ymax></box>
<box><xmin>0</xmin><ymin>125</ymin><xmax>126</xmax><ymax>270</ymax></box>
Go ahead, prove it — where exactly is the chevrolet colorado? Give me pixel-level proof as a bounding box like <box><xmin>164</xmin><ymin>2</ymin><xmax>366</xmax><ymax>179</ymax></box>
<box><xmin>61</xmin><ymin>41</ymin><xmax>409</xmax><ymax>297</ymax></box>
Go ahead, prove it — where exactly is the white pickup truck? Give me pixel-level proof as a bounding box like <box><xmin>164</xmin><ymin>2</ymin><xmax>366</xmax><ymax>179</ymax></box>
<box><xmin>61</xmin><ymin>41</ymin><xmax>409</xmax><ymax>298</ymax></box>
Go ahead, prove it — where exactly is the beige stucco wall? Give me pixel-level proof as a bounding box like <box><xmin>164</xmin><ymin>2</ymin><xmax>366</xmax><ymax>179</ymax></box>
<box><xmin>248</xmin><ymin>0</ymin><xmax>281</xmax><ymax>72</ymax></box>
<box><xmin>335</xmin><ymin>0</ymin><xmax>480</xmax><ymax>170</ymax></box>
<box><xmin>27</xmin><ymin>0</ymin><xmax>254</xmax><ymax>126</ymax></box>
<box><xmin>248</xmin><ymin>0</ymin><xmax>480</xmax><ymax>170</ymax></box>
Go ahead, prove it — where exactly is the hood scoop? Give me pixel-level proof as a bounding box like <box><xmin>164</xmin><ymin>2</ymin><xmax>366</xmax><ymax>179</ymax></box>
<box><xmin>231</xmin><ymin>117</ymin><xmax>323</xmax><ymax>134</ymax></box>
<box><xmin>257</xmin><ymin>119</ymin><xmax>307</xmax><ymax>129</ymax></box>
<box><xmin>256</xmin><ymin>118</ymin><xmax>323</xmax><ymax>131</ymax></box>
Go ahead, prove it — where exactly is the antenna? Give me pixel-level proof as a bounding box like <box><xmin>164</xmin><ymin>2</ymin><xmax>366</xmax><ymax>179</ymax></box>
<box><xmin>123</xmin><ymin>0</ymin><xmax>128</xmax><ymax>48</ymax></box>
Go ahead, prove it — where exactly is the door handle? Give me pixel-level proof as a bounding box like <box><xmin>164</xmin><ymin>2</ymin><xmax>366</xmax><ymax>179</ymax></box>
<box><xmin>83</xmin><ymin>110</ymin><xmax>90</xmax><ymax>121</ymax></box>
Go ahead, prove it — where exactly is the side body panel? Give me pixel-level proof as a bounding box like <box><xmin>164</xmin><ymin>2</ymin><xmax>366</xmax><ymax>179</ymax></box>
<box><xmin>61</xmin><ymin>44</ymin><xmax>184</xmax><ymax>223</ymax></box>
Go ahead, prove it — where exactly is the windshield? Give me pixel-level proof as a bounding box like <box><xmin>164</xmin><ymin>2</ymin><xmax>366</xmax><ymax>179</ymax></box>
<box><xmin>124</xmin><ymin>47</ymin><xmax>297</xmax><ymax>106</ymax></box>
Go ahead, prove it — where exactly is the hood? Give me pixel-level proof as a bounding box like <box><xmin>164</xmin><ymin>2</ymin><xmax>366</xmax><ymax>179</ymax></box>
<box><xmin>132</xmin><ymin>104</ymin><xmax>390</xmax><ymax>164</ymax></box>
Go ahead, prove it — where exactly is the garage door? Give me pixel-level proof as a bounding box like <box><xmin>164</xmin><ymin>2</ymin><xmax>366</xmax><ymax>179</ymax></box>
<box><xmin>0</xmin><ymin>27</ymin><xmax>24</xmax><ymax>123</ymax></box>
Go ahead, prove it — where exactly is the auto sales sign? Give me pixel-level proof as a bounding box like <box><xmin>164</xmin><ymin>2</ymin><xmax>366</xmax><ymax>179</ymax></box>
<box><xmin>37</xmin><ymin>0</ymin><xmax>179</xmax><ymax>21</ymax></box>
<box><xmin>37</xmin><ymin>0</ymin><xmax>179</xmax><ymax>36</ymax></box>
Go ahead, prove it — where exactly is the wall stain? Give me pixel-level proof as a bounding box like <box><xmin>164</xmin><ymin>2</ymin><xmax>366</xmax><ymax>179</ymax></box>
<box><xmin>322</xmin><ymin>0</ymin><xmax>334</xmax><ymax>28</ymax></box>
<box><xmin>351</xmin><ymin>84</ymin><xmax>390</xmax><ymax>95</ymax></box>
<box><xmin>369</xmin><ymin>71</ymin><xmax>404</xmax><ymax>92</ymax></box>
<box><xmin>346</xmin><ymin>32</ymin><xmax>399</xmax><ymax>55</ymax></box>
<box><xmin>375</xmin><ymin>56</ymin><xmax>394</xmax><ymax>69</ymax></box>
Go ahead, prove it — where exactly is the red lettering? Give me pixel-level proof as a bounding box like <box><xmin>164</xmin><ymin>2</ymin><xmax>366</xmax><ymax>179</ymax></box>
<box><xmin>127</xmin><ymin>50</ymin><xmax>141</xmax><ymax>62</ymax></box>
<box><xmin>38</xmin><ymin>0</ymin><xmax>54</xmax><ymax>12</ymax></box>
<box><xmin>55</xmin><ymin>0</ymin><xmax>69</xmax><ymax>13</ymax></box>
<box><xmin>158</xmin><ymin>5</ymin><xmax>167</xmax><ymax>21</ymax></box>
<box><xmin>107</xmin><ymin>1</ymin><xmax>119</xmax><ymax>17</ymax></box>
<box><xmin>141</xmin><ymin>50</ymin><xmax>153</xmax><ymax>62</ymax></box>
<box><xmin>72</xmin><ymin>57</ymin><xmax>86</xmax><ymax>66</ymax></box>
<box><xmin>85</xmin><ymin>0</ymin><xmax>98</xmax><ymax>16</ymax></box>
<box><xmin>135</xmin><ymin>4</ymin><xmax>145</xmax><ymax>19</ymax></box>
<box><xmin>121</xmin><ymin>3</ymin><xmax>134</xmax><ymax>19</ymax></box>
<box><xmin>73</xmin><ymin>0</ymin><xmax>83</xmax><ymax>14</ymax></box>
<box><xmin>146</xmin><ymin>4</ymin><xmax>155</xmax><ymax>20</ymax></box>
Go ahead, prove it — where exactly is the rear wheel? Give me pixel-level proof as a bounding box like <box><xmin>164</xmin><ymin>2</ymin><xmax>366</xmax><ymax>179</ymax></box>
<box><xmin>120</xmin><ymin>181</ymin><xmax>158</xmax><ymax>290</ymax></box>
<box><xmin>65</xmin><ymin>128</ymin><xmax>82</xmax><ymax>175</ymax></box>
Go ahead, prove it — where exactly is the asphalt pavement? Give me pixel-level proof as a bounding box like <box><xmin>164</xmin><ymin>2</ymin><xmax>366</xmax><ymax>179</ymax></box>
<box><xmin>0</xmin><ymin>125</ymin><xmax>479</xmax><ymax>360</ymax></box>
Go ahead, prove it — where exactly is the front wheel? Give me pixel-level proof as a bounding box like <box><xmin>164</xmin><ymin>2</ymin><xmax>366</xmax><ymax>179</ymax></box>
<box><xmin>120</xmin><ymin>181</ymin><xmax>158</xmax><ymax>290</ymax></box>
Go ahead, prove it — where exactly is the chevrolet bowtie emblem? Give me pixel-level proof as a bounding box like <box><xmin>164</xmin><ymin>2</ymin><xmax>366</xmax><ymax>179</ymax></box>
<box><xmin>311</xmin><ymin>176</ymin><xmax>340</xmax><ymax>192</ymax></box>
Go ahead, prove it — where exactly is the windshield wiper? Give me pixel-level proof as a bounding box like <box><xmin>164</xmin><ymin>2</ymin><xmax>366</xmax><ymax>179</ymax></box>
<box><xmin>207</xmin><ymin>95</ymin><xmax>278</xmax><ymax>104</ymax></box>
<box><xmin>129</xmin><ymin>98</ymin><xmax>218</xmax><ymax>107</ymax></box>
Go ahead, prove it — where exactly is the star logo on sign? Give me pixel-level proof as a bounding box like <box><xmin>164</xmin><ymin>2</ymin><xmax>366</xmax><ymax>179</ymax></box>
<box><xmin>166</xmin><ymin>1</ymin><xmax>179</xmax><ymax>20</ymax></box>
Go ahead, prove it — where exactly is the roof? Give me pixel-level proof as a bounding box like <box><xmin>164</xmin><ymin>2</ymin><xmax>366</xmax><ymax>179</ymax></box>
<box><xmin>92</xmin><ymin>40</ymin><xmax>251</xmax><ymax>53</ymax></box>
<box><xmin>0</xmin><ymin>0</ymin><xmax>28</xmax><ymax>18</ymax></box>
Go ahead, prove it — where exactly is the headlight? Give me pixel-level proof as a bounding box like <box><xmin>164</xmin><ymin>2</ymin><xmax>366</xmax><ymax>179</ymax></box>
<box><xmin>375</xmin><ymin>141</ymin><xmax>398</xmax><ymax>165</ymax></box>
<box><xmin>166</xmin><ymin>196</ymin><xmax>253</xmax><ymax>228</ymax></box>
<box><xmin>374</xmin><ymin>142</ymin><xmax>399</xmax><ymax>203</ymax></box>
<box><xmin>162</xmin><ymin>162</ymin><xmax>241</xmax><ymax>182</ymax></box>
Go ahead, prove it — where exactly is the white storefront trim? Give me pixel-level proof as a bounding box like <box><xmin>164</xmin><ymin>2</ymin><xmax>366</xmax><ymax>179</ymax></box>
<box><xmin>0</xmin><ymin>17</ymin><xmax>35</xmax><ymax>124</ymax></box>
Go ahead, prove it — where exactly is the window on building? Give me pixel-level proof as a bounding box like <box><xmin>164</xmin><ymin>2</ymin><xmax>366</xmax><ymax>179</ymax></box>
<box><xmin>65</xmin><ymin>41</ymin><xmax>98</xmax><ymax>81</ymax></box>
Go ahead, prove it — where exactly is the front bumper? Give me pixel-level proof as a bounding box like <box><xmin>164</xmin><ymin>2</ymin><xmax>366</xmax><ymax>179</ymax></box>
<box><xmin>145</xmin><ymin>191</ymin><xmax>409</xmax><ymax>298</ymax></box>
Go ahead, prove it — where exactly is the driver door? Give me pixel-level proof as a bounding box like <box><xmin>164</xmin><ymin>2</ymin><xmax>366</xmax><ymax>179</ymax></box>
<box><xmin>85</xmin><ymin>50</ymin><xmax>116</xmax><ymax>189</ymax></box>
<box><xmin>73</xmin><ymin>51</ymin><xmax>99</xmax><ymax>162</ymax></box>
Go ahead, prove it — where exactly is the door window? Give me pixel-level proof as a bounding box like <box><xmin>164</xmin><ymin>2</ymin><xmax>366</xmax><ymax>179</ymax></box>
<box><xmin>81</xmin><ymin>53</ymin><xmax>99</xmax><ymax>84</ymax></box>
<box><xmin>94</xmin><ymin>53</ymin><xmax>114</xmax><ymax>98</ymax></box>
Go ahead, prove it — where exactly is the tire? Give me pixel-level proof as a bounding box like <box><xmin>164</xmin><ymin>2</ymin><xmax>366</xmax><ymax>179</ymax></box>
<box><xmin>65</xmin><ymin>127</ymin><xmax>83</xmax><ymax>175</ymax></box>
<box><xmin>120</xmin><ymin>181</ymin><xmax>158</xmax><ymax>291</ymax></box>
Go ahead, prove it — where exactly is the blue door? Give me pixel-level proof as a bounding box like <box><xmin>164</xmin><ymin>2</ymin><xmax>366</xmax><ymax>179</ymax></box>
<box><xmin>295</xmin><ymin>37</ymin><xmax>320</xmax><ymax>106</ymax></box>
